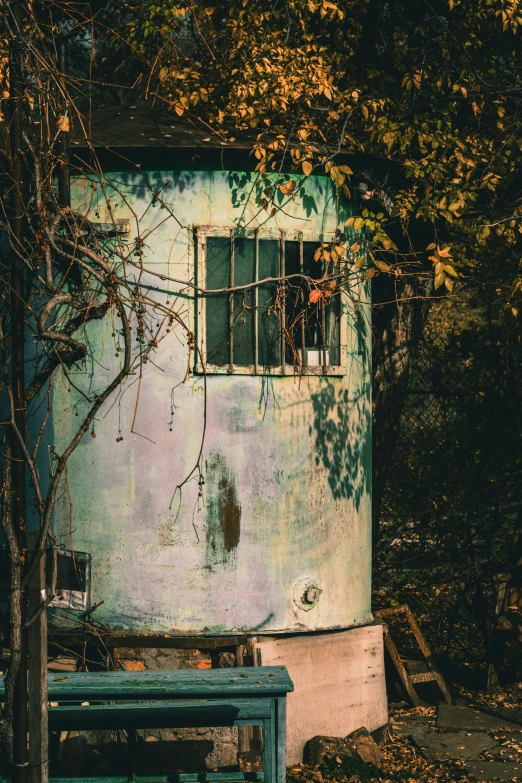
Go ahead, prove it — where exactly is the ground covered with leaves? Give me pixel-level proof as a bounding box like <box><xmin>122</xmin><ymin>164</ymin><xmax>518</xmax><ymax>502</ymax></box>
<box><xmin>288</xmin><ymin>693</ymin><xmax>522</xmax><ymax>783</ymax></box>
<box><xmin>288</xmin><ymin>732</ymin><xmax>473</xmax><ymax>783</ymax></box>
<box><xmin>459</xmin><ymin>683</ymin><xmax>522</xmax><ymax>713</ymax></box>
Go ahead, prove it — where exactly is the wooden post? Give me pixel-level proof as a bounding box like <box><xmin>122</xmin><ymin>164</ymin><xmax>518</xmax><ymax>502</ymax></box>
<box><xmin>235</xmin><ymin>645</ymin><xmax>251</xmax><ymax>755</ymax></box>
<box><xmin>9</xmin><ymin>2</ymin><xmax>29</xmax><ymax>780</ymax></box>
<box><xmin>27</xmin><ymin>533</ymin><xmax>48</xmax><ymax>783</ymax></box>
<box><xmin>246</xmin><ymin>638</ymin><xmax>262</xmax><ymax>752</ymax></box>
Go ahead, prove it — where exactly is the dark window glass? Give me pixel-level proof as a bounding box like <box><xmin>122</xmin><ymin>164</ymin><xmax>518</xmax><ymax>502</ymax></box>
<box><xmin>258</xmin><ymin>240</ymin><xmax>281</xmax><ymax>367</ymax></box>
<box><xmin>285</xmin><ymin>242</ymin><xmax>341</xmax><ymax>367</ymax></box>
<box><xmin>233</xmin><ymin>238</ymin><xmax>256</xmax><ymax>366</ymax></box>
<box><xmin>206</xmin><ymin>237</ymin><xmax>230</xmax><ymax>366</ymax></box>
<box><xmin>204</xmin><ymin>235</ymin><xmax>341</xmax><ymax>371</ymax></box>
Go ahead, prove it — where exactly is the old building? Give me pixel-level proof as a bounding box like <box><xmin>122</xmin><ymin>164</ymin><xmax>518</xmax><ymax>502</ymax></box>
<box><xmin>39</xmin><ymin>104</ymin><xmax>386</xmax><ymax>766</ymax></box>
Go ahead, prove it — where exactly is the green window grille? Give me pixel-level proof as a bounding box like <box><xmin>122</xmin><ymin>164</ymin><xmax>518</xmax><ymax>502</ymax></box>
<box><xmin>197</xmin><ymin>229</ymin><xmax>345</xmax><ymax>376</ymax></box>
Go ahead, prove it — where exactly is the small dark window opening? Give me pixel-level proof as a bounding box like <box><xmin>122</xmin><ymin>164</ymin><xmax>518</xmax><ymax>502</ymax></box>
<box><xmin>203</xmin><ymin>234</ymin><xmax>341</xmax><ymax>373</ymax></box>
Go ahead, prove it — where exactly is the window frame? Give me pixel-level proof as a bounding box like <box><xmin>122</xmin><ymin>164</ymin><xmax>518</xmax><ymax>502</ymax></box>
<box><xmin>195</xmin><ymin>226</ymin><xmax>349</xmax><ymax>377</ymax></box>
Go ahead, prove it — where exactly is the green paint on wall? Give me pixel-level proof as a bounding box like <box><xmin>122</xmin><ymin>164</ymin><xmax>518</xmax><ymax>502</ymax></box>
<box><xmin>205</xmin><ymin>452</ymin><xmax>241</xmax><ymax>566</ymax></box>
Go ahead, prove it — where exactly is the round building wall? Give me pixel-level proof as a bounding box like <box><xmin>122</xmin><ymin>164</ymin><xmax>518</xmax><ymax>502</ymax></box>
<box><xmin>50</xmin><ymin>161</ymin><xmax>372</xmax><ymax>635</ymax></box>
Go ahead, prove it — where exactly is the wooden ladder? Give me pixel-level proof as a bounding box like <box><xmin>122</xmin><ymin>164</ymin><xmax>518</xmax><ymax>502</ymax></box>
<box><xmin>375</xmin><ymin>604</ymin><xmax>452</xmax><ymax>707</ymax></box>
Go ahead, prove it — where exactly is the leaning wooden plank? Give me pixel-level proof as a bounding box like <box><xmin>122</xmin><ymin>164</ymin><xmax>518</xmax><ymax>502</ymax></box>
<box><xmin>0</xmin><ymin>667</ymin><xmax>292</xmax><ymax>701</ymax></box>
<box><xmin>381</xmin><ymin>629</ymin><xmax>420</xmax><ymax>707</ymax></box>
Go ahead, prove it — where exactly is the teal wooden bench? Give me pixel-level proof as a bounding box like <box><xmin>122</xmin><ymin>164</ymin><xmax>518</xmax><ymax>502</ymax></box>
<box><xmin>0</xmin><ymin>666</ymin><xmax>293</xmax><ymax>783</ymax></box>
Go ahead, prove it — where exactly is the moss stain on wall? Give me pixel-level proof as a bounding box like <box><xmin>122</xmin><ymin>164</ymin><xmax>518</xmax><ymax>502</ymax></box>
<box><xmin>205</xmin><ymin>452</ymin><xmax>241</xmax><ymax>566</ymax></box>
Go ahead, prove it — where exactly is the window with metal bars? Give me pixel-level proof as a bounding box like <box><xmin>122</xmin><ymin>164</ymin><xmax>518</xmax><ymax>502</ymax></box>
<box><xmin>196</xmin><ymin>228</ymin><xmax>346</xmax><ymax>375</ymax></box>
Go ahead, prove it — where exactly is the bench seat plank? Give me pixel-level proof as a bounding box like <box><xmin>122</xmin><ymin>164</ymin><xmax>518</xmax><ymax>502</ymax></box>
<box><xmin>51</xmin><ymin>774</ymin><xmax>265</xmax><ymax>783</ymax></box>
<box><xmin>0</xmin><ymin>667</ymin><xmax>292</xmax><ymax>701</ymax></box>
<box><xmin>48</xmin><ymin>698</ymin><xmax>271</xmax><ymax>730</ymax></box>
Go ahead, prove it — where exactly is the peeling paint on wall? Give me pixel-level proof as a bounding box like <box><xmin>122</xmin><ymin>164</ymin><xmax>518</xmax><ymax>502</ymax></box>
<box><xmin>205</xmin><ymin>452</ymin><xmax>241</xmax><ymax>566</ymax></box>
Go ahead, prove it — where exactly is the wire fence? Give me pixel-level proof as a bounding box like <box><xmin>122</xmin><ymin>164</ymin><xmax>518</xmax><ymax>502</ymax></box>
<box><xmin>374</xmin><ymin>298</ymin><xmax>522</xmax><ymax>679</ymax></box>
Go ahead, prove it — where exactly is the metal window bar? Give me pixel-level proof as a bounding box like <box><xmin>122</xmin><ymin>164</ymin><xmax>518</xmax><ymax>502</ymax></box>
<box><xmin>229</xmin><ymin>229</ymin><xmax>235</xmax><ymax>373</ymax></box>
<box><xmin>299</xmin><ymin>233</ymin><xmax>306</xmax><ymax>371</ymax></box>
<box><xmin>280</xmin><ymin>232</ymin><xmax>286</xmax><ymax>374</ymax></box>
<box><xmin>254</xmin><ymin>229</ymin><xmax>259</xmax><ymax>374</ymax></box>
<box><xmin>321</xmin><ymin>259</ymin><xmax>327</xmax><ymax>376</ymax></box>
<box><xmin>202</xmin><ymin>229</ymin><xmax>341</xmax><ymax>375</ymax></box>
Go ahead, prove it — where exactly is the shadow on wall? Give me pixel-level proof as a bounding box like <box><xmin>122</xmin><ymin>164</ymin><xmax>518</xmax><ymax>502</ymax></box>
<box><xmin>310</xmin><ymin>307</ymin><xmax>371</xmax><ymax>509</ymax></box>
<box><xmin>90</xmin><ymin>168</ymin><xmax>201</xmax><ymax>197</ymax></box>
<box><xmin>225</xmin><ymin>171</ymin><xmax>320</xmax><ymax>224</ymax></box>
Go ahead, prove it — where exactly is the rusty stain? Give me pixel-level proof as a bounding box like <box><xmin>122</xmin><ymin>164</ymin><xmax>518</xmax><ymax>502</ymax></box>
<box><xmin>194</xmin><ymin>658</ymin><xmax>212</xmax><ymax>669</ymax></box>
<box><xmin>123</xmin><ymin>660</ymin><xmax>147</xmax><ymax>671</ymax></box>
<box><xmin>205</xmin><ymin>452</ymin><xmax>241</xmax><ymax>566</ymax></box>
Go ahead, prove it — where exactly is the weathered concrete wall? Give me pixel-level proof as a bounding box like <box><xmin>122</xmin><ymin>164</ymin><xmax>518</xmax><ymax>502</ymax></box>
<box><xmin>51</xmin><ymin>163</ymin><xmax>372</xmax><ymax>635</ymax></box>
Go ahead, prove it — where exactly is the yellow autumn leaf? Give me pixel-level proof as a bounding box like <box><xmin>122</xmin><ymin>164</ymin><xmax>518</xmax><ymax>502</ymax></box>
<box><xmin>302</xmin><ymin>160</ymin><xmax>313</xmax><ymax>176</ymax></box>
<box><xmin>434</xmin><ymin>272</ymin><xmax>445</xmax><ymax>289</ymax></box>
<box><xmin>279</xmin><ymin>180</ymin><xmax>296</xmax><ymax>195</ymax></box>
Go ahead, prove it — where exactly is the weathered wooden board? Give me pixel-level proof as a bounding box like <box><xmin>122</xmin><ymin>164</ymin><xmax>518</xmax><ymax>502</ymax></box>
<box><xmin>257</xmin><ymin>625</ymin><xmax>387</xmax><ymax>765</ymax></box>
<box><xmin>48</xmin><ymin>698</ymin><xmax>271</xmax><ymax>730</ymax></box>
<box><xmin>0</xmin><ymin>666</ymin><xmax>292</xmax><ymax>700</ymax></box>
<box><xmin>50</xmin><ymin>775</ymin><xmax>265</xmax><ymax>783</ymax></box>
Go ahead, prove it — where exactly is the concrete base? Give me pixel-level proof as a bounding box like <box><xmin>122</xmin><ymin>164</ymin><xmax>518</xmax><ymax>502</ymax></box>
<box><xmin>257</xmin><ymin>624</ymin><xmax>388</xmax><ymax>765</ymax></box>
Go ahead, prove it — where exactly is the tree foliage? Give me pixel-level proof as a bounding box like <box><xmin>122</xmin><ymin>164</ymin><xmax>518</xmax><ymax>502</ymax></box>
<box><xmin>81</xmin><ymin>0</ymin><xmax>522</xmax><ymax>293</ymax></box>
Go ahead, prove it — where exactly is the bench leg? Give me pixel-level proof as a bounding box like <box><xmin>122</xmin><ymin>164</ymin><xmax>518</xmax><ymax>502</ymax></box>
<box><xmin>127</xmin><ymin>729</ymin><xmax>138</xmax><ymax>782</ymax></box>
<box><xmin>275</xmin><ymin>698</ymin><xmax>286</xmax><ymax>783</ymax></box>
<box><xmin>263</xmin><ymin>717</ymin><xmax>274</xmax><ymax>783</ymax></box>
